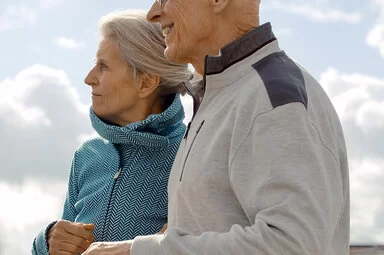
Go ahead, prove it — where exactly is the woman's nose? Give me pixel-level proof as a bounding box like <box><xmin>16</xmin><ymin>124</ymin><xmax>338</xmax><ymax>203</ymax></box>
<box><xmin>84</xmin><ymin>68</ymin><xmax>97</xmax><ymax>87</ymax></box>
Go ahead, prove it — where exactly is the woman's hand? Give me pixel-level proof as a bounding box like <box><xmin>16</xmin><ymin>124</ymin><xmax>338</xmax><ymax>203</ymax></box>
<box><xmin>48</xmin><ymin>220</ymin><xmax>95</xmax><ymax>255</ymax></box>
<box><xmin>157</xmin><ymin>223</ymin><xmax>167</xmax><ymax>234</ymax></box>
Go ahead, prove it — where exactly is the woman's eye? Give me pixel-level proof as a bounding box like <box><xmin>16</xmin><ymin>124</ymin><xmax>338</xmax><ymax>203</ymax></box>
<box><xmin>98</xmin><ymin>62</ymin><xmax>108</xmax><ymax>71</ymax></box>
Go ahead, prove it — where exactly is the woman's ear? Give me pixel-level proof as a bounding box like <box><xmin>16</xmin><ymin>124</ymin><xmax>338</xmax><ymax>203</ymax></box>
<box><xmin>137</xmin><ymin>73</ymin><xmax>160</xmax><ymax>98</ymax></box>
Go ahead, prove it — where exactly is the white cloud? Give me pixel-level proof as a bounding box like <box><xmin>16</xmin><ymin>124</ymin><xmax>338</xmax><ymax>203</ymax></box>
<box><xmin>0</xmin><ymin>180</ymin><xmax>66</xmax><ymax>254</ymax></box>
<box><xmin>0</xmin><ymin>64</ymin><xmax>92</xmax><ymax>254</ymax></box>
<box><xmin>263</xmin><ymin>1</ymin><xmax>363</xmax><ymax>23</ymax></box>
<box><xmin>366</xmin><ymin>0</ymin><xmax>384</xmax><ymax>57</ymax></box>
<box><xmin>0</xmin><ymin>64</ymin><xmax>92</xmax><ymax>181</ymax></box>
<box><xmin>350</xmin><ymin>159</ymin><xmax>384</xmax><ymax>243</ymax></box>
<box><xmin>0</xmin><ymin>5</ymin><xmax>36</xmax><ymax>31</ymax></box>
<box><xmin>0</xmin><ymin>0</ymin><xmax>62</xmax><ymax>32</ymax></box>
<box><xmin>320</xmin><ymin>67</ymin><xmax>384</xmax><ymax>243</ymax></box>
<box><xmin>356</xmin><ymin>101</ymin><xmax>384</xmax><ymax>132</ymax></box>
<box><xmin>320</xmin><ymin>68</ymin><xmax>384</xmax><ymax>125</ymax></box>
<box><xmin>367</xmin><ymin>24</ymin><xmax>384</xmax><ymax>56</ymax></box>
<box><xmin>39</xmin><ymin>0</ymin><xmax>62</xmax><ymax>9</ymax></box>
<box><xmin>55</xmin><ymin>36</ymin><xmax>85</xmax><ymax>49</ymax></box>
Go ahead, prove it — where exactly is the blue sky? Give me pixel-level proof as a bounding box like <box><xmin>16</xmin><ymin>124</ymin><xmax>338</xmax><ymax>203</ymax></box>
<box><xmin>0</xmin><ymin>0</ymin><xmax>384</xmax><ymax>254</ymax></box>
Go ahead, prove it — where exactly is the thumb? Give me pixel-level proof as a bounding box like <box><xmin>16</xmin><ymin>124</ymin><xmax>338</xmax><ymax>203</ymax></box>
<box><xmin>80</xmin><ymin>223</ymin><xmax>95</xmax><ymax>231</ymax></box>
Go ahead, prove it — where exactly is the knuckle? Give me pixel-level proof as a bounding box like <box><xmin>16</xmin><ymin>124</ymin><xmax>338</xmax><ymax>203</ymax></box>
<box><xmin>55</xmin><ymin>220</ymin><xmax>66</xmax><ymax>228</ymax></box>
<box><xmin>56</xmin><ymin>220</ymin><xmax>64</xmax><ymax>226</ymax></box>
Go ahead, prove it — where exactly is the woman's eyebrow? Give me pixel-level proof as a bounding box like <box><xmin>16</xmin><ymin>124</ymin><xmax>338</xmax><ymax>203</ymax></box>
<box><xmin>94</xmin><ymin>57</ymin><xmax>109</xmax><ymax>64</ymax></box>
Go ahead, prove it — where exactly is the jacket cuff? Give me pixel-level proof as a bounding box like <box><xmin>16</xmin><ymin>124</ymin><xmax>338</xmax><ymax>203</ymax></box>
<box><xmin>131</xmin><ymin>234</ymin><xmax>163</xmax><ymax>255</ymax></box>
<box><xmin>32</xmin><ymin>221</ymin><xmax>57</xmax><ymax>255</ymax></box>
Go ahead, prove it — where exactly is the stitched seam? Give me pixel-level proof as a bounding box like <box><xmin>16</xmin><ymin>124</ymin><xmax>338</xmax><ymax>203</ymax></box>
<box><xmin>310</xmin><ymin>122</ymin><xmax>346</xmax><ymax>231</ymax></box>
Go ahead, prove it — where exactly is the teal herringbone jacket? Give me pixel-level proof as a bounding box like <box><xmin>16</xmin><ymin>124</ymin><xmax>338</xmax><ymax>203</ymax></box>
<box><xmin>32</xmin><ymin>94</ymin><xmax>186</xmax><ymax>255</ymax></box>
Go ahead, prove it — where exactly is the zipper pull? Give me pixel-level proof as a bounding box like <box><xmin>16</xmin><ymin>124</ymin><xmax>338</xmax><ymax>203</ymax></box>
<box><xmin>184</xmin><ymin>122</ymin><xmax>191</xmax><ymax>140</ymax></box>
<box><xmin>114</xmin><ymin>167</ymin><xmax>122</xmax><ymax>180</ymax></box>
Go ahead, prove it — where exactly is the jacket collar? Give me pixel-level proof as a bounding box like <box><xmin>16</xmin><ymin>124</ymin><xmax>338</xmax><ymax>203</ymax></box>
<box><xmin>90</xmin><ymin>94</ymin><xmax>185</xmax><ymax>148</ymax></box>
<box><xmin>205</xmin><ymin>22</ymin><xmax>276</xmax><ymax>76</ymax></box>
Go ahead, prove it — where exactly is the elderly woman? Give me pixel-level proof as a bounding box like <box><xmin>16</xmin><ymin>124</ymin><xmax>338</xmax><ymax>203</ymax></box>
<box><xmin>32</xmin><ymin>10</ymin><xmax>191</xmax><ymax>255</ymax></box>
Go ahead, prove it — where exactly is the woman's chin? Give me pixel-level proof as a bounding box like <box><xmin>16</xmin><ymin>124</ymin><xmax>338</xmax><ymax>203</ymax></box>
<box><xmin>92</xmin><ymin>107</ymin><xmax>104</xmax><ymax>118</ymax></box>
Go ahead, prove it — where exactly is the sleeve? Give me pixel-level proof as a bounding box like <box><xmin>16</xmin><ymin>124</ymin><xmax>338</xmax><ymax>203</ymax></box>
<box><xmin>32</xmin><ymin>152</ymin><xmax>80</xmax><ymax>255</ymax></box>
<box><xmin>131</xmin><ymin>103</ymin><xmax>346</xmax><ymax>255</ymax></box>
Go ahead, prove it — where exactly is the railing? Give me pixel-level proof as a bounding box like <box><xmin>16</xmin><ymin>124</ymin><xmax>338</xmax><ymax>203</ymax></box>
<box><xmin>350</xmin><ymin>245</ymin><xmax>384</xmax><ymax>254</ymax></box>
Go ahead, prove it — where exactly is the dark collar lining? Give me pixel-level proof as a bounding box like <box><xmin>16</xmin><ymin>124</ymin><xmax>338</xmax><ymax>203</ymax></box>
<box><xmin>205</xmin><ymin>22</ymin><xmax>276</xmax><ymax>75</ymax></box>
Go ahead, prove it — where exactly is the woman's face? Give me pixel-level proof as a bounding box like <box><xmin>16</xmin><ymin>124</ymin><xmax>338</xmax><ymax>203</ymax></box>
<box><xmin>84</xmin><ymin>38</ymin><xmax>141</xmax><ymax>126</ymax></box>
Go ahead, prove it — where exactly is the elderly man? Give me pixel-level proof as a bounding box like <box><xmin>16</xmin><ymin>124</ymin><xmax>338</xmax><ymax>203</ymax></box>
<box><xmin>83</xmin><ymin>0</ymin><xmax>350</xmax><ymax>254</ymax></box>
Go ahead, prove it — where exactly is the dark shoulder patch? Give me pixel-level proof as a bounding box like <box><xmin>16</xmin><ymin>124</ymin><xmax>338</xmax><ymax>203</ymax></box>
<box><xmin>252</xmin><ymin>51</ymin><xmax>308</xmax><ymax>109</ymax></box>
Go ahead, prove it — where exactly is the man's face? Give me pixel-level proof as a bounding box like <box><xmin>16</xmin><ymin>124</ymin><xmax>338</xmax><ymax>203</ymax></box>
<box><xmin>147</xmin><ymin>0</ymin><xmax>215</xmax><ymax>65</ymax></box>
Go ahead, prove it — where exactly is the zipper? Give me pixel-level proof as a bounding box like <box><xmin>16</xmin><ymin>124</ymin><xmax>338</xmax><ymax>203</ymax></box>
<box><xmin>180</xmin><ymin>120</ymin><xmax>205</xmax><ymax>181</ymax></box>
<box><xmin>184</xmin><ymin>122</ymin><xmax>191</xmax><ymax>140</ymax></box>
<box><xmin>180</xmin><ymin>60</ymin><xmax>208</xmax><ymax>180</ymax></box>
<box><xmin>182</xmin><ymin>80</ymin><xmax>205</xmax><ymax>140</ymax></box>
<box><xmin>101</xmin><ymin>166</ymin><xmax>122</xmax><ymax>239</ymax></box>
<box><xmin>114</xmin><ymin>167</ymin><xmax>122</xmax><ymax>179</ymax></box>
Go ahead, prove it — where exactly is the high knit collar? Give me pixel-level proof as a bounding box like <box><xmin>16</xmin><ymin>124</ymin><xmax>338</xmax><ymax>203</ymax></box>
<box><xmin>90</xmin><ymin>94</ymin><xmax>184</xmax><ymax>148</ymax></box>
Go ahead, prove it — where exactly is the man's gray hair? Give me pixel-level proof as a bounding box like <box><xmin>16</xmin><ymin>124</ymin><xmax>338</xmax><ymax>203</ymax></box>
<box><xmin>99</xmin><ymin>10</ymin><xmax>191</xmax><ymax>95</ymax></box>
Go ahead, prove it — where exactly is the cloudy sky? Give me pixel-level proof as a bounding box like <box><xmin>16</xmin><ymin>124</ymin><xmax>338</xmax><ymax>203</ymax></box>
<box><xmin>0</xmin><ymin>0</ymin><xmax>383</xmax><ymax>254</ymax></box>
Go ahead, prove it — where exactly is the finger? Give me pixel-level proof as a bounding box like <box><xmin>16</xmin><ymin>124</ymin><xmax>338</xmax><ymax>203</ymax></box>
<box><xmin>52</xmin><ymin>231</ymin><xmax>93</xmax><ymax>251</ymax></box>
<box><xmin>80</xmin><ymin>223</ymin><xmax>95</xmax><ymax>232</ymax></box>
<box><xmin>63</xmin><ymin>223</ymin><xmax>95</xmax><ymax>242</ymax></box>
<box><xmin>54</xmin><ymin>251</ymin><xmax>73</xmax><ymax>255</ymax></box>
<box><xmin>50</xmin><ymin>238</ymin><xmax>90</xmax><ymax>254</ymax></box>
<box><xmin>52</xmin><ymin>220</ymin><xmax>93</xmax><ymax>240</ymax></box>
<box><xmin>58</xmin><ymin>240</ymin><xmax>91</xmax><ymax>254</ymax></box>
<box><xmin>55</xmin><ymin>250</ymin><xmax>82</xmax><ymax>255</ymax></box>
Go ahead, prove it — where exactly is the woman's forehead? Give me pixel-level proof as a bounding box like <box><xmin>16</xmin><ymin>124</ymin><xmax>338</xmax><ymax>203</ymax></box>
<box><xmin>96</xmin><ymin>39</ymin><xmax>119</xmax><ymax>59</ymax></box>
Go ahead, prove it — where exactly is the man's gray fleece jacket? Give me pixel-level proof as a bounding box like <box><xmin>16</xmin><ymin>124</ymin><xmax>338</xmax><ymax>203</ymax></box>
<box><xmin>131</xmin><ymin>22</ymin><xmax>350</xmax><ymax>255</ymax></box>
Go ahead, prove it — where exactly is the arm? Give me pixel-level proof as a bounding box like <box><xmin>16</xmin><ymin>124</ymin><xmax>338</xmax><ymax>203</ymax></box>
<box><xmin>131</xmin><ymin>103</ymin><xmax>346</xmax><ymax>255</ymax></box>
<box><xmin>32</xmin><ymin>152</ymin><xmax>80</xmax><ymax>255</ymax></box>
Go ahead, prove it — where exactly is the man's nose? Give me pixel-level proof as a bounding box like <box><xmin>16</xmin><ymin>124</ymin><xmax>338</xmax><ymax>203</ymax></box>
<box><xmin>146</xmin><ymin>1</ymin><xmax>163</xmax><ymax>23</ymax></box>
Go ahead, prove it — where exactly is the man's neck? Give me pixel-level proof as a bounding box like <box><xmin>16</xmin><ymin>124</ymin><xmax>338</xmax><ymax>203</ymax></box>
<box><xmin>192</xmin><ymin>20</ymin><xmax>260</xmax><ymax>75</ymax></box>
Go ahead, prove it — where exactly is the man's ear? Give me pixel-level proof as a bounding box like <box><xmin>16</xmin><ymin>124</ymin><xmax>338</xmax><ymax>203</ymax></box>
<box><xmin>211</xmin><ymin>0</ymin><xmax>230</xmax><ymax>13</ymax></box>
<box><xmin>137</xmin><ymin>73</ymin><xmax>160</xmax><ymax>98</ymax></box>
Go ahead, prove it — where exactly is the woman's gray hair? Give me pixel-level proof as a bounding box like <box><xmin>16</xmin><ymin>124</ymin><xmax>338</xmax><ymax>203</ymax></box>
<box><xmin>99</xmin><ymin>10</ymin><xmax>192</xmax><ymax>96</ymax></box>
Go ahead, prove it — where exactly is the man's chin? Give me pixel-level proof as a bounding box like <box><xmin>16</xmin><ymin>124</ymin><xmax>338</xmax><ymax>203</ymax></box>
<box><xmin>164</xmin><ymin>47</ymin><xmax>184</xmax><ymax>64</ymax></box>
<box><xmin>164</xmin><ymin>48</ymin><xmax>176</xmax><ymax>61</ymax></box>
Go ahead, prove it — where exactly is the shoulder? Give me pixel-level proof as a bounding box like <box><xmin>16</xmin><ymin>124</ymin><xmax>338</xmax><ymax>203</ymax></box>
<box><xmin>75</xmin><ymin>136</ymin><xmax>115</xmax><ymax>160</ymax></box>
<box><xmin>252</xmin><ymin>51</ymin><xmax>308</xmax><ymax>109</ymax></box>
<box><xmin>71</xmin><ymin>136</ymin><xmax>119</xmax><ymax>178</ymax></box>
